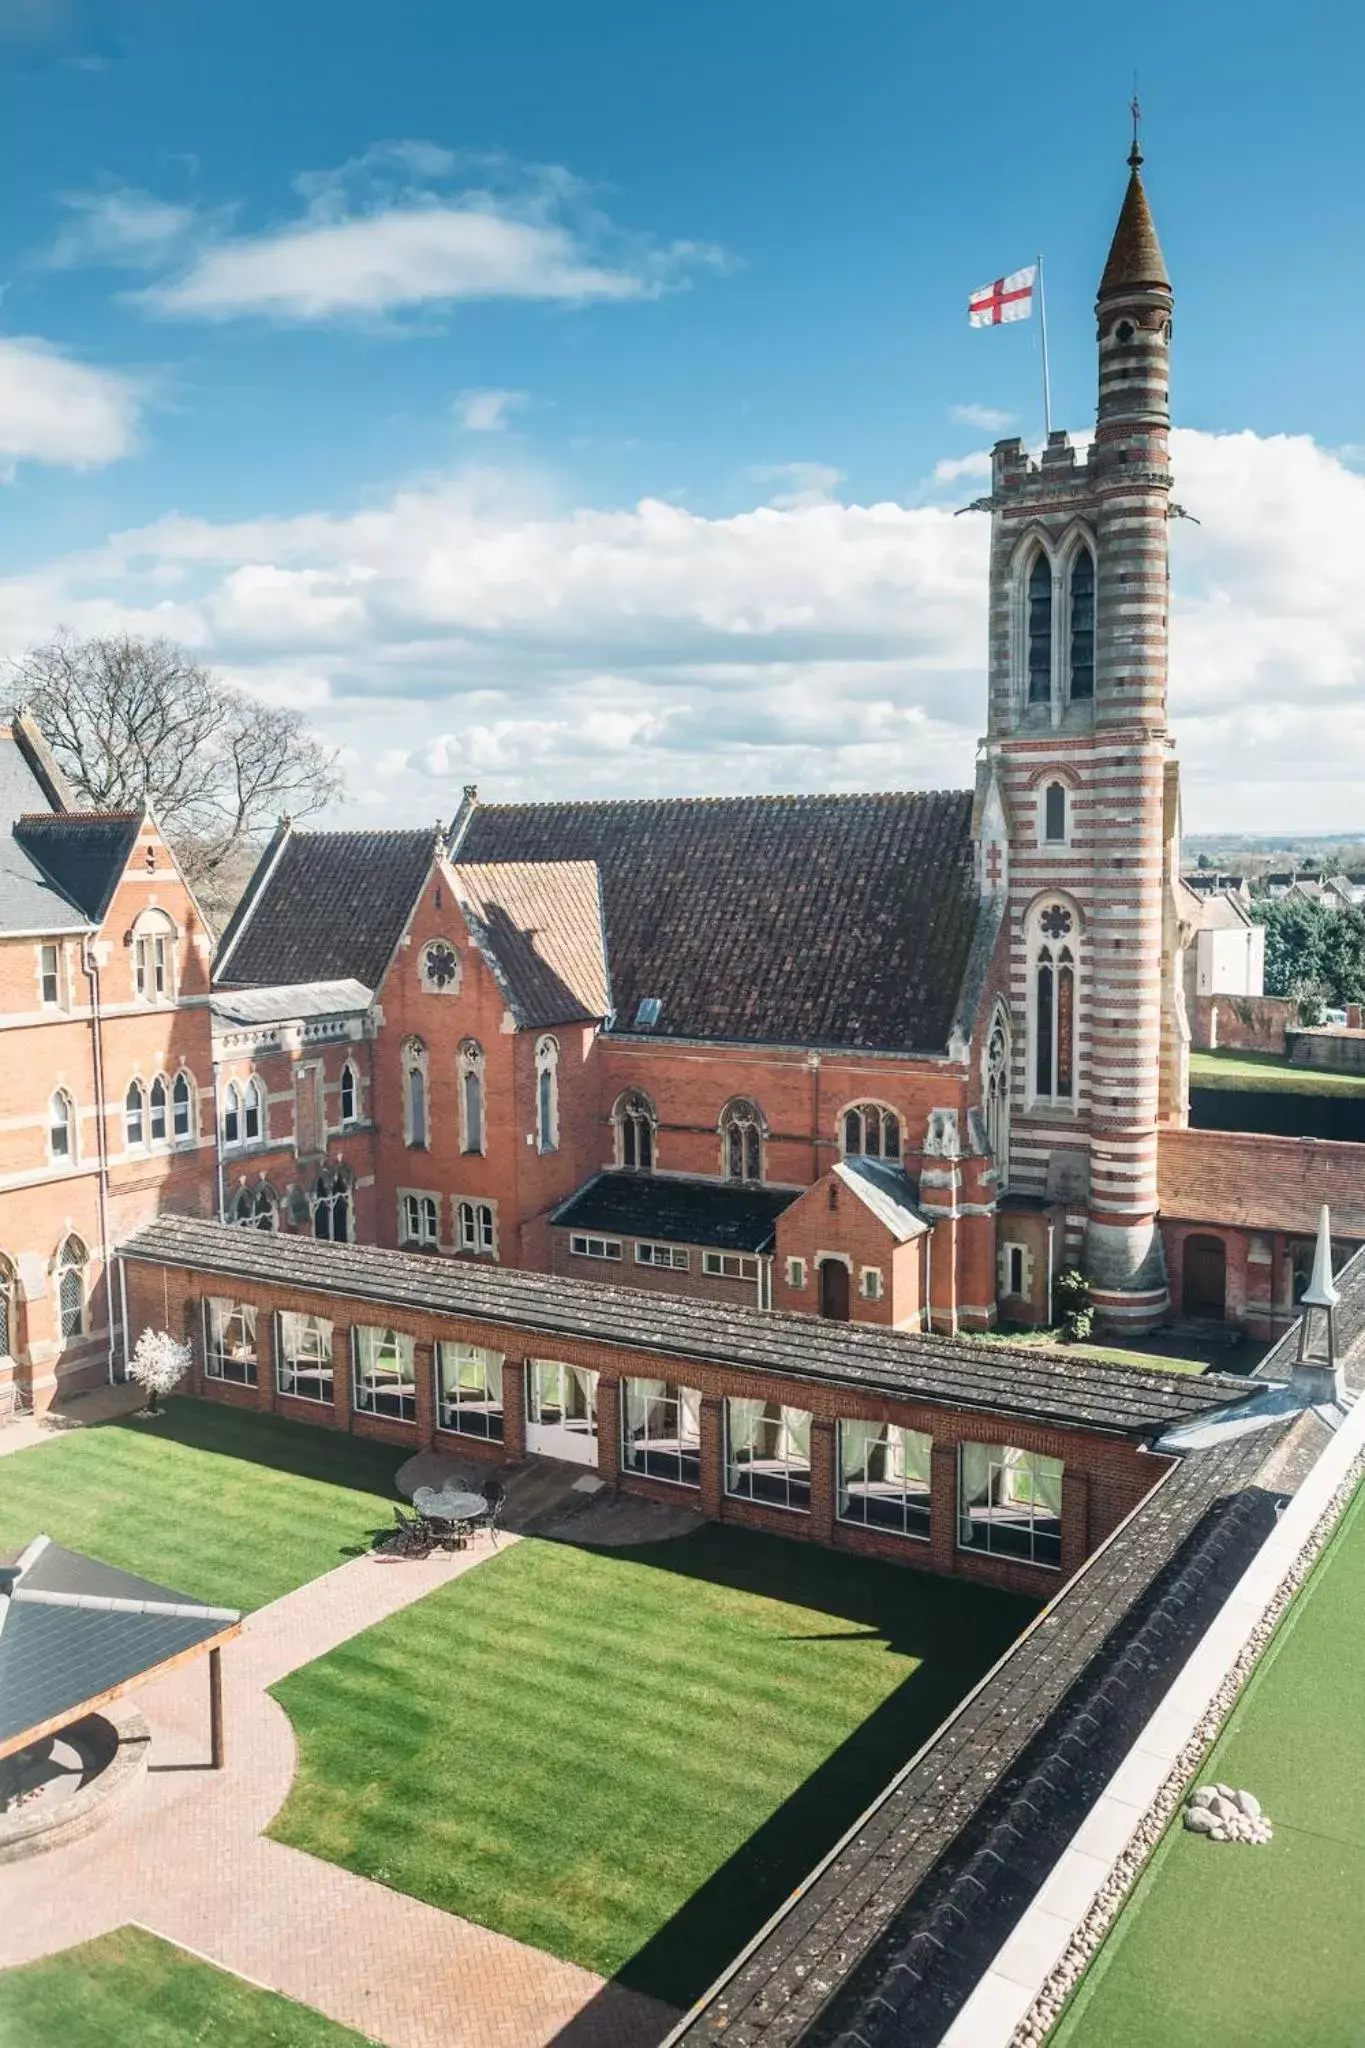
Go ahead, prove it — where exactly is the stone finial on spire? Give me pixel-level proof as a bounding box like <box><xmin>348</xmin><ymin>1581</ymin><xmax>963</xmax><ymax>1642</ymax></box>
<box><xmin>1301</xmin><ymin>1203</ymin><xmax>1341</xmax><ymax>1311</ymax></box>
<box><xmin>1098</xmin><ymin>111</ymin><xmax>1170</xmax><ymax>300</ymax></box>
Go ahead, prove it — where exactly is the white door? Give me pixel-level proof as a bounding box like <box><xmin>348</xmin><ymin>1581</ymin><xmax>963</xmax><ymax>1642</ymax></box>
<box><xmin>526</xmin><ymin>1360</ymin><xmax>599</xmax><ymax>1467</ymax></box>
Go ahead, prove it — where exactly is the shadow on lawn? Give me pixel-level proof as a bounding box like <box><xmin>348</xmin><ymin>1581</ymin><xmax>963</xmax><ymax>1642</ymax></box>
<box><xmin>545</xmin><ymin>1523</ymin><xmax>1036</xmax><ymax>2017</ymax></box>
<box><xmin>105</xmin><ymin>1396</ymin><xmax>407</xmax><ymax>1498</ymax></box>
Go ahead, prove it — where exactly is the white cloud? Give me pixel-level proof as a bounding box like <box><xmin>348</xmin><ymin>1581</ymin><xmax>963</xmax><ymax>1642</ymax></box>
<box><xmin>0</xmin><ymin>335</ymin><xmax>140</xmax><ymax>468</ymax></box>
<box><xmin>133</xmin><ymin>144</ymin><xmax>731</xmax><ymax>325</ymax></box>
<box><xmin>932</xmin><ymin>451</ymin><xmax>993</xmax><ymax>484</ymax></box>
<box><xmin>4</xmin><ymin>427</ymin><xmax>1365</xmax><ymax>830</ymax></box>
<box><xmin>456</xmin><ymin>387</ymin><xmax>529</xmax><ymax>433</ymax></box>
<box><xmin>745</xmin><ymin>461</ymin><xmax>845</xmax><ymax>510</ymax></box>
<box><xmin>949</xmin><ymin>402</ymin><xmax>1014</xmax><ymax>432</ymax></box>
<box><xmin>48</xmin><ymin>185</ymin><xmax>199</xmax><ymax>269</ymax></box>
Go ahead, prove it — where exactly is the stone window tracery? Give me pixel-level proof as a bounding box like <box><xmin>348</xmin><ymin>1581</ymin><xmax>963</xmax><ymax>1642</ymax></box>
<box><xmin>615</xmin><ymin>1090</ymin><xmax>656</xmax><ymax>1172</ymax></box>
<box><xmin>719</xmin><ymin>1098</ymin><xmax>765</xmax><ymax>1182</ymax></box>
<box><xmin>56</xmin><ymin>1234</ymin><xmax>87</xmax><ymax>1341</ymax></box>
<box><xmin>403</xmin><ymin>1038</ymin><xmax>429</xmax><ymax>1150</ymax></box>
<box><xmin>985</xmin><ymin>1006</ymin><xmax>1011</xmax><ymax>1183</ymax></box>
<box><xmin>1069</xmin><ymin>546</ymin><xmax>1096</xmax><ymax>701</ymax></box>
<box><xmin>1027</xmin><ymin>552</ymin><xmax>1052</xmax><ymax>705</ymax></box>
<box><xmin>1031</xmin><ymin>903</ymin><xmax>1077</xmax><ymax>1103</ymax></box>
<box><xmin>535</xmin><ymin>1036</ymin><xmax>559</xmax><ymax>1154</ymax></box>
<box><xmin>841</xmin><ymin>1102</ymin><xmax>902</xmax><ymax>1161</ymax></box>
<box><xmin>420</xmin><ymin>940</ymin><xmax>461</xmax><ymax>993</ymax></box>
<box><xmin>458</xmin><ymin>1039</ymin><xmax>485</xmax><ymax>1155</ymax></box>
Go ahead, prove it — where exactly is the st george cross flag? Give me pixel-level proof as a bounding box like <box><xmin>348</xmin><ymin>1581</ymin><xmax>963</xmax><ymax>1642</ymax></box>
<box><xmin>968</xmin><ymin>266</ymin><xmax>1036</xmax><ymax>327</ymax></box>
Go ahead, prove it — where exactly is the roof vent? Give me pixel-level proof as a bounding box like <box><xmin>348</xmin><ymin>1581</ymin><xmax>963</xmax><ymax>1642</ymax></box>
<box><xmin>634</xmin><ymin>996</ymin><xmax>662</xmax><ymax>1029</ymax></box>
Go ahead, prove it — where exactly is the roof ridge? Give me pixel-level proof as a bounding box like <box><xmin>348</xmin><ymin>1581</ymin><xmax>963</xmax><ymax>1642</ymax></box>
<box><xmin>473</xmin><ymin>789</ymin><xmax>973</xmax><ymax>815</ymax></box>
<box><xmin>16</xmin><ymin>808</ymin><xmax>142</xmax><ymax>824</ymax></box>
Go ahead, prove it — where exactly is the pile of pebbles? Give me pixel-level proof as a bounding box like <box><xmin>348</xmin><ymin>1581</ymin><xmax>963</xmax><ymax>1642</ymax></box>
<box><xmin>1184</xmin><ymin>1782</ymin><xmax>1272</xmax><ymax>1844</ymax></box>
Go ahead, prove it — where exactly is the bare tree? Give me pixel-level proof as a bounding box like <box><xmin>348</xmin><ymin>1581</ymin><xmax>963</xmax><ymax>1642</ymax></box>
<box><xmin>7</xmin><ymin>634</ymin><xmax>344</xmax><ymax>906</ymax></box>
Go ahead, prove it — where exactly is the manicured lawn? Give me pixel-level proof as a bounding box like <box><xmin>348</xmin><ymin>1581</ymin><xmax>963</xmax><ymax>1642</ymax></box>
<box><xmin>0</xmin><ymin>1926</ymin><xmax>375</xmax><ymax>2046</ymax></box>
<box><xmin>1190</xmin><ymin>1047</ymin><xmax>1365</xmax><ymax>1096</ymax></box>
<box><xmin>1054</xmin><ymin>1479</ymin><xmax>1365</xmax><ymax>2047</ymax></box>
<box><xmin>270</xmin><ymin>1526</ymin><xmax>1035</xmax><ymax>2008</ymax></box>
<box><xmin>0</xmin><ymin>1398</ymin><xmax>407</xmax><ymax>1611</ymax></box>
<box><xmin>960</xmin><ymin>1329</ymin><xmax>1209</xmax><ymax>1374</ymax></box>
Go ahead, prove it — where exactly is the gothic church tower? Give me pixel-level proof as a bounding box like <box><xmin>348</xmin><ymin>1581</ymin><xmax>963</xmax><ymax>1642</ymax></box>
<box><xmin>977</xmin><ymin>139</ymin><xmax>1175</xmax><ymax>1329</ymax></box>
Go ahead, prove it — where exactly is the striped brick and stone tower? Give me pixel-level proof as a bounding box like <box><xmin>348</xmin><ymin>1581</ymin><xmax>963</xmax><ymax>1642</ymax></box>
<box><xmin>977</xmin><ymin>137</ymin><xmax>1175</xmax><ymax>1330</ymax></box>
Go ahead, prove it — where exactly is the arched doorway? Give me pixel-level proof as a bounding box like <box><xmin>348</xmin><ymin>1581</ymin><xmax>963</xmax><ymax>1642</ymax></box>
<box><xmin>819</xmin><ymin>1260</ymin><xmax>851</xmax><ymax>1322</ymax></box>
<box><xmin>1182</xmin><ymin>1235</ymin><xmax>1227</xmax><ymax>1320</ymax></box>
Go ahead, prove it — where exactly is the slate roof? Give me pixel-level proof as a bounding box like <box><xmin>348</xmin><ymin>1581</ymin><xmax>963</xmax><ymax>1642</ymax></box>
<box><xmin>832</xmin><ymin>1157</ymin><xmax>929</xmax><ymax>1240</ymax></box>
<box><xmin>452</xmin><ymin>859</ymin><xmax>610</xmax><ymax>1026</ymax></box>
<box><xmin>0</xmin><ymin>1536</ymin><xmax>238</xmax><ymax>1759</ymax></box>
<box><xmin>0</xmin><ymin>727</ymin><xmax>88</xmax><ymax>936</ymax></box>
<box><xmin>12</xmin><ymin>811</ymin><xmax>142</xmax><ymax>923</ymax></box>
<box><xmin>550</xmin><ymin>1172</ymin><xmax>800</xmax><ymax>1253</ymax></box>
<box><xmin>214</xmin><ymin>824</ymin><xmax>436</xmax><ymax>990</ymax></box>
<box><xmin>210</xmin><ymin>979</ymin><xmax>373</xmax><ymax>1028</ymax></box>
<box><xmin>1098</xmin><ymin>158</ymin><xmax>1170</xmax><ymax>298</ymax></box>
<box><xmin>119</xmin><ymin>1215</ymin><xmax>1254</xmax><ymax>1439</ymax></box>
<box><xmin>456</xmin><ymin>791</ymin><xmax>981</xmax><ymax>1053</ymax></box>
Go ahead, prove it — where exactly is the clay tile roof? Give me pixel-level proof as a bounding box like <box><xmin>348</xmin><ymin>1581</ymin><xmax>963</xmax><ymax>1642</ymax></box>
<box><xmin>1159</xmin><ymin>1127</ymin><xmax>1365</xmax><ymax>1237</ymax></box>
<box><xmin>452</xmin><ymin>859</ymin><xmax>610</xmax><ymax>1027</ymax></box>
<box><xmin>456</xmin><ymin>791</ymin><xmax>979</xmax><ymax>1052</ymax></box>
<box><xmin>11</xmin><ymin>811</ymin><xmax>142</xmax><ymax>923</ymax></box>
<box><xmin>214</xmin><ymin>827</ymin><xmax>435</xmax><ymax>990</ymax></box>
<box><xmin>1099</xmin><ymin>162</ymin><xmax>1170</xmax><ymax>298</ymax></box>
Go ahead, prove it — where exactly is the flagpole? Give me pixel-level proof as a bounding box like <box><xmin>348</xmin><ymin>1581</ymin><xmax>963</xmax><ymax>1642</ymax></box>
<box><xmin>1037</xmin><ymin>252</ymin><xmax>1052</xmax><ymax>436</ymax></box>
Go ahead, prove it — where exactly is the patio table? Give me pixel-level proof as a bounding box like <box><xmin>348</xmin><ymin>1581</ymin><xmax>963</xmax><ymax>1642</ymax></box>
<box><xmin>412</xmin><ymin>1485</ymin><xmax>489</xmax><ymax>1522</ymax></box>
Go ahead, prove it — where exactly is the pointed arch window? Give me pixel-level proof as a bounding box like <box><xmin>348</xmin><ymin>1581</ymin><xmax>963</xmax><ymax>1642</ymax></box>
<box><xmin>232</xmin><ymin>1184</ymin><xmax>277</xmax><ymax>1230</ymax></box>
<box><xmin>172</xmin><ymin>1071</ymin><xmax>194</xmax><ymax>1141</ymax></box>
<box><xmin>1032</xmin><ymin>904</ymin><xmax>1077</xmax><ymax>1102</ymax></box>
<box><xmin>841</xmin><ymin>1102</ymin><xmax>902</xmax><ymax>1161</ymax></box>
<box><xmin>615</xmin><ymin>1091</ymin><xmax>656</xmax><ymax>1172</ymax></box>
<box><xmin>339</xmin><ymin>1062</ymin><xmax>358</xmax><ymax>1126</ymax></box>
<box><xmin>1069</xmin><ymin>547</ymin><xmax>1095</xmax><ymax>701</ymax></box>
<box><xmin>50</xmin><ymin>1091</ymin><xmax>74</xmax><ymax>1162</ymax></box>
<box><xmin>243</xmin><ymin>1077</ymin><xmax>265</xmax><ymax>1144</ymax></box>
<box><xmin>125</xmin><ymin>1080</ymin><xmax>146</xmax><ymax>1149</ymax></box>
<box><xmin>1043</xmin><ymin>781</ymin><xmax>1067</xmax><ymax>845</ymax></box>
<box><xmin>314</xmin><ymin>1170</ymin><xmax>351</xmax><ymax>1243</ymax></box>
<box><xmin>535</xmin><ymin>1036</ymin><xmax>559</xmax><ymax>1154</ymax></box>
<box><xmin>403</xmin><ymin>1038</ymin><xmax>429</xmax><ymax>1150</ymax></box>
<box><xmin>57</xmin><ymin>1234</ymin><xmax>87</xmax><ymax>1342</ymax></box>
<box><xmin>1027</xmin><ymin>552</ymin><xmax>1052</xmax><ymax>705</ymax></box>
<box><xmin>222</xmin><ymin>1082</ymin><xmax>242</xmax><ymax>1148</ymax></box>
<box><xmin>149</xmin><ymin>1074</ymin><xmax>168</xmax><ymax>1144</ymax></box>
<box><xmin>720</xmin><ymin>1099</ymin><xmax>765</xmax><ymax>1183</ymax></box>
<box><xmin>0</xmin><ymin>1254</ymin><xmax>17</xmax><ymax>1362</ymax></box>
<box><xmin>985</xmin><ymin>1008</ymin><xmax>1011</xmax><ymax>1184</ymax></box>
<box><xmin>458</xmin><ymin>1040</ymin><xmax>486</xmax><ymax>1155</ymax></box>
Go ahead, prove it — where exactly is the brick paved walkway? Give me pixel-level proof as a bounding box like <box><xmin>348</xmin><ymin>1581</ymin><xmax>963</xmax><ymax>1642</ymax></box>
<box><xmin>1</xmin><ymin>1536</ymin><xmax>673</xmax><ymax>2048</ymax></box>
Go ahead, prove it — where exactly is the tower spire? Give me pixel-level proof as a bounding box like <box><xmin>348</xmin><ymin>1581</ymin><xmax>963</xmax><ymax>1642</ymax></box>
<box><xmin>1099</xmin><ymin>114</ymin><xmax>1169</xmax><ymax>299</ymax></box>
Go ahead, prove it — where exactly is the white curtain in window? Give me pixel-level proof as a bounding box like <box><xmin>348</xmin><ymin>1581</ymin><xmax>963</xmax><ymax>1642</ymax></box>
<box><xmin>960</xmin><ymin>1442</ymin><xmax>994</xmax><ymax>1507</ymax></box>
<box><xmin>679</xmin><ymin>1386</ymin><xmax>702</xmax><ymax>1448</ymax></box>
<box><xmin>841</xmin><ymin>1418</ymin><xmax>877</xmax><ymax>1481</ymax></box>
<box><xmin>355</xmin><ymin>1326</ymin><xmax>413</xmax><ymax>1382</ymax></box>
<box><xmin>280</xmin><ymin>1310</ymin><xmax>332</xmax><ymax>1365</ymax></box>
<box><xmin>784</xmin><ymin>1408</ymin><xmax>811</xmax><ymax>1465</ymax></box>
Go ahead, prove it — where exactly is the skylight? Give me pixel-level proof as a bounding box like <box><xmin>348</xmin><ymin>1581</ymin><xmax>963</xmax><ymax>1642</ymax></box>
<box><xmin>634</xmin><ymin>996</ymin><xmax>663</xmax><ymax>1029</ymax></box>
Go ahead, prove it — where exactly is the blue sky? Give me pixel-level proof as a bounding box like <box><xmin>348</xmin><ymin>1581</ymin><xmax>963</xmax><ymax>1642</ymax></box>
<box><xmin>1</xmin><ymin>0</ymin><xmax>1363</xmax><ymax>832</ymax></box>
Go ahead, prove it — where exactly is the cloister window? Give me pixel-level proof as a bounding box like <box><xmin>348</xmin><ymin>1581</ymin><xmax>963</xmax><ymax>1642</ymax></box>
<box><xmin>0</xmin><ymin>1254</ymin><xmax>15</xmax><ymax>1361</ymax></box>
<box><xmin>56</xmin><ymin>1235</ymin><xmax>87</xmax><ymax>1342</ymax></box>
<box><xmin>839</xmin><ymin>1420</ymin><xmax>932</xmax><ymax>1539</ymax></box>
<box><xmin>535</xmin><ymin>1035</ymin><xmax>559</xmax><ymax>1153</ymax></box>
<box><xmin>401</xmin><ymin>1192</ymin><xmax>440</xmax><ymax>1248</ymax></box>
<box><xmin>726</xmin><ymin>1399</ymin><xmax>812</xmax><ymax>1512</ymax></box>
<box><xmin>172</xmin><ymin>1071</ymin><xmax>194</xmax><ymax>1141</ymax></box>
<box><xmin>243</xmin><ymin>1077</ymin><xmax>265</xmax><ymax>1144</ymax></box>
<box><xmin>615</xmin><ymin>1090</ymin><xmax>656</xmax><ymax>1172</ymax></box>
<box><xmin>1032</xmin><ymin>903</ymin><xmax>1077</xmax><ymax>1102</ymax></box>
<box><xmin>842</xmin><ymin>1102</ymin><xmax>902</xmax><ymax>1161</ymax></box>
<box><xmin>1027</xmin><ymin>552</ymin><xmax>1052</xmax><ymax>705</ymax></box>
<box><xmin>314</xmin><ymin>1170</ymin><xmax>351</xmax><ymax>1243</ymax></box>
<box><xmin>457</xmin><ymin>1040</ymin><xmax>485</xmax><ymax>1155</ymax></box>
<box><xmin>339</xmin><ymin>1063</ymin><xmax>358</xmax><ymax>1125</ymax></box>
<box><xmin>1043</xmin><ymin>781</ymin><xmax>1067</xmax><ymax>844</ymax></box>
<box><xmin>125</xmin><ymin>1080</ymin><xmax>146</xmax><ymax>1149</ymax></box>
<box><xmin>231</xmin><ymin>1184</ymin><xmax>276</xmax><ymax>1230</ymax></box>
<box><xmin>353</xmin><ymin>1326</ymin><xmax>416</xmax><ymax>1422</ymax></box>
<box><xmin>222</xmin><ymin>1083</ymin><xmax>241</xmax><ymax>1148</ymax></box>
<box><xmin>276</xmin><ymin>1311</ymin><xmax>333</xmax><ymax>1404</ymax></box>
<box><xmin>985</xmin><ymin>1006</ymin><xmax>1011</xmax><ymax>1184</ymax></box>
<box><xmin>623</xmin><ymin>1379</ymin><xmax>702</xmax><ymax>1487</ymax></box>
<box><xmin>436</xmin><ymin>1343</ymin><xmax>504</xmax><ymax>1439</ymax></box>
<box><xmin>149</xmin><ymin>1074</ymin><xmax>168</xmax><ymax>1144</ymax></box>
<box><xmin>403</xmin><ymin>1038</ymin><xmax>429</xmax><ymax>1150</ymax></box>
<box><xmin>720</xmin><ymin>1098</ymin><xmax>764</xmax><ymax>1183</ymax></box>
<box><xmin>1069</xmin><ymin>546</ymin><xmax>1095</xmax><ymax>701</ymax></box>
<box><xmin>49</xmin><ymin>1091</ymin><xmax>74</xmax><ymax>1161</ymax></box>
<box><xmin>958</xmin><ymin>1444</ymin><xmax>1063</xmax><ymax>1569</ymax></box>
<box><xmin>204</xmin><ymin>1299</ymin><xmax>257</xmax><ymax>1385</ymax></box>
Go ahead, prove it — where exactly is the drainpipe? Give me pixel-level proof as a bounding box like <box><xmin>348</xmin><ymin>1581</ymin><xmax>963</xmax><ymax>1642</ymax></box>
<box><xmin>210</xmin><ymin>1050</ymin><xmax>226</xmax><ymax>1222</ymax></box>
<box><xmin>808</xmin><ymin>1052</ymin><xmax>821</xmax><ymax>1183</ymax></box>
<box><xmin>118</xmin><ymin>1254</ymin><xmax>131</xmax><ymax>1381</ymax></box>
<box><xmin>81</xmin><ymin>943</ymin><xmax>118</xmax><ymax>1385</ymax></box>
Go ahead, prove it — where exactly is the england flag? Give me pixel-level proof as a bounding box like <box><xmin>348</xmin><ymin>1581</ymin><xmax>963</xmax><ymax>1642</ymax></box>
<box><xmin>968</xmin><ymin>267</ymin><xmax>1036</xmax><ymax>327</ymax></box>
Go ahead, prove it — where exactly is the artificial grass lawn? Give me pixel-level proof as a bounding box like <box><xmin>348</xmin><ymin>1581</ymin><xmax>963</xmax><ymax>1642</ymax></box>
<box><xmin>1190</xmin><ymin>1047</ymin><xmax>1365</xmax><ymax>1096</ymax></box>
<box><xmin>1054</xmin><ymin>1479</ymin><xmax>1365</xmax><ymax>2048</ymax></box>
<box><xmin>269</xmin><ymin>1526</ymin><xmax>1035</xmax><ymax>2008</ymax></box>
<box><xmin>0</xmin><ymin>1398</ymin><xmax>407</xmax><ymax>1611</ymax></box>
<box><xmin>0</xmin><ymin>1925</ymin><xmax>375</xmax><ymax>2047</ymax></box>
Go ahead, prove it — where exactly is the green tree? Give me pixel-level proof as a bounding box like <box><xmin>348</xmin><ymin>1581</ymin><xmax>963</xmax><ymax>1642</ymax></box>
<box><xmin>1253</xmin><ymin>897</ymin><xmax>1365</xmax><ymax>1004</ymax></box>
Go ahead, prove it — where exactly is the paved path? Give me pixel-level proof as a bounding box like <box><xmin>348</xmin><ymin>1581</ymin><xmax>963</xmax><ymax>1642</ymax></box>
<box><xmin>1</xmin><ymin>1535</ymin><xmax>673</xmax><ymax>2048</ymax></box>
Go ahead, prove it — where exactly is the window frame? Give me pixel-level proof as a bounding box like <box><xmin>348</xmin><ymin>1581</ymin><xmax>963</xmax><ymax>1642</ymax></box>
<box><xmin>172</xmin><ymin>1070</ymin><xmax>194</xmax><ymax>1142</ymax></box>
<box><xmin>719</xmin><ymin>1098</ymin><xmax>765</xmax><ymax>1184</ymax></box>
<box><xmin>457</xmin><ymin>1198</ymin><xmax>497</xmax><ymax>1258</ymax></box>
<box><xmin>838</xmin><ymin>1419</ymin><xmax>932</xmax><ymax>1541</ymax></box>
<box><xmin>840</xmin><ymin>1101</ymin><xmax>903</xmax><ymax>1161</ymax></box>
<box><xmin>204</xmin><ymin>1297</ymin><xmax>258</xmax><ymax>1385</ymax></box>
<box><xmin>339</xmin><ymin>1061</ymin><xmax>359</xmax><ymax>1126</ymax></box>
<box><xmin>859</xmin><ymin>1265</ymin><xmax>884</xmax><ymax>1301</ymax></box>
<box><xmin>957</xmin><ymin>1442</ymin><xmax>1064</xmax><ymax>1569</ymax></box>
<box><xmin>276</xmin><ymin>1310</ymin><xmax>334</xmax><ymax>1404</ymax></box>
<box><xmin>702</xmin><ymin>1250</ymin><xmax>759</xmax><ymax>1281</ymax></box>
<box><xmin>352</xmin><ymin>1325</ymin><xmax>417</xmax><ymax>1422</ymax></box>
<box><xmin>400</xmin><ymin>1191</ymin><xmax>440</xmax><ymax>1249</ymax></box>
<box><xmin>231</xmin><ymin>1184</ymin><xmax>277</xmax><ymax>1231</ymax></box>
<box><xmin>419</xmin><ymin>939</ymin><xmax>462</xmax><ymax>993</ymax></box>
<box><xmin>725</xmin><ymin>1397</ymin><xmax>812</xmax><ymax>1513</ymax></box>
<box><xmin>785</xmin><ymin>1256</ymin><xmax>807</xmax><ymax>1289</ymax></box>
<box><xmin>535</xmin><ymin>1034</ymin><xmax>559</xmax><ymax>1153</ymax></box>
<box><xmin>458</xmin><ymin>1039</ymin><xmax>486</xmax><ymax>1156</ymax></box>
<box><xmin>614</xmin><ymin>1090</ymin><xmax>657</xmax><ymax>1172</ymax></box>
<box><xmin>622</xmin><ymin>1377</ymin><xmax>702</xmax><ymax>1488</ymax></box>
<box><xmin>38</xmin><ymin>943</ymin><xmax>60</xmax><ymax>1007</ymax></box>
<box><xmin>634</xmin><ymin>1241</ymin><xmax>689</xmax><ymax>1270</ymax></box>
<box><xmin>570</xmin><ymin>1231</ymin><xmax>620</xmax><ymax>1262</ymax></box>
<box><xmin>124</xmin><ymin>1079</ymin><xmax>146</xmax><ymax>1150</ymax></box>
<box><xmin>56</xmin><ymin>1234</ymin><xmax>88</xmax><ymax>1343</ymax></box>
<box><xmin>435</xmin><ymin>1342</ymin><xmax>504</xmax><ymax>1440</ymax></box>
<box><xmin>49</xmin><ymin>1090</ymin><xmax>74</xmax><ymax>1163</ymax></box>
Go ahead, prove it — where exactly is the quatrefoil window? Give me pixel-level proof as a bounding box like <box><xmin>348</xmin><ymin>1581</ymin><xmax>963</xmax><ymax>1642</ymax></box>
<box><xmin>1039</xmin><ymin>905</ymin><xmax>1073</xmax><ymax>940</ymax></box>
<box><xmin>422</xmin><ymin>941</ymin><xmax>460</xmax><ymax>991</ymax></box>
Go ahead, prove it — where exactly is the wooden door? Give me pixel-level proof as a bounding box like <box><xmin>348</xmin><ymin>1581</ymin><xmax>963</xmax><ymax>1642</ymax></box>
<box><xmin>820</xmin><ymin>1260</ymin><xmax>851</xmax><ymax>1321</ymax></box>
<box><xmin>1183</xmin><ymin>1235</ymin><xmax>1227</xmax><ymax>1319</ymax></box>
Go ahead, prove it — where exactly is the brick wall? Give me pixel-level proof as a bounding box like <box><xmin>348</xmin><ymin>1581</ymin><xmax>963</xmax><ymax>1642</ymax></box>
<box><xmin>1192</xmin><ymin>994</ymin><xmax>1294</xmax><ymax>1054</ymax></box>
<box><xmin>124</xmin><ymin>1250</ymin><xmax>1170</xmax><ymax>1600</ymax></box>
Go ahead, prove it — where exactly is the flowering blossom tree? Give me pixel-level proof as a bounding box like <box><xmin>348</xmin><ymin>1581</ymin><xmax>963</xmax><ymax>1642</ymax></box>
<box><xmin>128</xmin><ymin>1328</ymin><xmax>191</xmax><ymax>1415</ymax></box>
